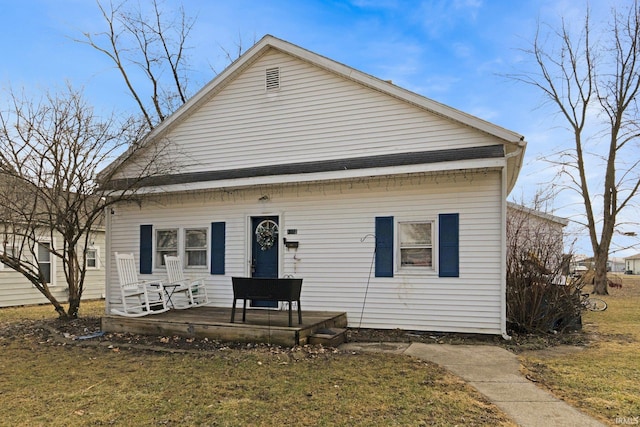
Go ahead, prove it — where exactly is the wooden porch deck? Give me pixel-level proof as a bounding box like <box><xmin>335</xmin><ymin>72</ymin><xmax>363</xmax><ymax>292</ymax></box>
<box><xmin>102</xmin><ymin>306</ymin><xmax>348</xmax><ymax>347</ymax></box>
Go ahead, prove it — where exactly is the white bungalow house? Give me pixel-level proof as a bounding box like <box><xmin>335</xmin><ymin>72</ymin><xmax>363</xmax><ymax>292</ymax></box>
<box><xmin>99</xmin><ymin>35</ymin><xmax>526</xmax><ymax>337</ymax></box>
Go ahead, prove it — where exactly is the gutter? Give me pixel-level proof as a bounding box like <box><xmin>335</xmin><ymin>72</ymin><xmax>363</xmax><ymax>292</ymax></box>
<box><xmin>504</xmin><ymin>144</ymin><xmax>525</xmax><ymax>194</ymax></box>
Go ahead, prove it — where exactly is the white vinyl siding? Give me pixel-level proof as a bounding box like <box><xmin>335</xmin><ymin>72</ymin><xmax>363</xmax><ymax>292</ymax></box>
<box><xmin>107</xmin><ymin>170</ymin><xmax>504</xmax><ymax>334</ymax></box>
<box><xmin>118</xmin><ymin>49</ymin><xmax>504</xmax><ymax>180</ymax></box>
<box><xmin>0</xmin><ymin>231</ymin><xmax>105</xmax><ymax>308</ymax></box>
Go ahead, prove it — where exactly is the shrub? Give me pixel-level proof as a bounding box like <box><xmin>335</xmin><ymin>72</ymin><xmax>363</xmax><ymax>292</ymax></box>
<box><xmin>506</xmin><ymin>262</ymin><xmax>584</xmax><ymax>333</ymax></box>
<box><xmin>506</xmin><ymin>203</ymin><xmax>583</xmax><ymax>334</ymax></box>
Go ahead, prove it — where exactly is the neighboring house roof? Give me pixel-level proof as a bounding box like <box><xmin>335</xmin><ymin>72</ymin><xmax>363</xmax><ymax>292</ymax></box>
<box><xmin>98</xmin><ymin>34</ymin><xmax>527</xmax><ymax>193</ymax></box>
<box><xmin>625</xmin><ymin>253</ymin><xmax>640</xmax><ymax>260</ymax></box>
<box><xmin>507</xmin><ymin>202</ymin><xmax>570</xmax><ymax>227</ymax></box>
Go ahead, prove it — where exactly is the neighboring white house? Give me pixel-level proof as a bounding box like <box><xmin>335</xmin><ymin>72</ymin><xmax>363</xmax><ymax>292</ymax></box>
<box><xmin>572</xmin><ymin>255</ymin><xmax>627</xmax><ymax>274</ymax></box>
<box><xmin>625</xmin><ymin>254</ymin><xmax>640</xmax><ymax>274</ymax></box>
<box><xmin>98</xmin><ymin>35</ymin><xmax>527</xmax><ymax>337</ymax></box>
<box><xmin>609</xmin><ymin>257</ymin><xmax>626</xmax><ymax>273</ymax></box>
<box><xmin>0</xmin><ymin>230</ymin><xmax>106</xmax><ymax>308</ymax></box>
<box><xmin>506</xmin><ymin>202</ymin><xmax>569</xmax><ymax>276</ymax></box>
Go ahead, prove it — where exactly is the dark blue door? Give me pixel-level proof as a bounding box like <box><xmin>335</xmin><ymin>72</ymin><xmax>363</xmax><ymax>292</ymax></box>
<box><xmin>251</xmin><ymin>216</ymin><xmax>279</xmax><ymax>307</ymax></box>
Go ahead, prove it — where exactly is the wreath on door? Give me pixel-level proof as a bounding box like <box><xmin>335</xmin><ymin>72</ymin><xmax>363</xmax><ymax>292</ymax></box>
<box><xmin>256</xmin><ymin>220</ymin><xmax>279</xmax><ymax>251</ymax></box>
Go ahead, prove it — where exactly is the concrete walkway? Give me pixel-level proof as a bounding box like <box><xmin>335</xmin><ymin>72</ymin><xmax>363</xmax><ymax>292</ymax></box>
<box><xmin>339</xmin><ymin>342</ymin><xmax>606</xmax><ymax>427</ymax></box>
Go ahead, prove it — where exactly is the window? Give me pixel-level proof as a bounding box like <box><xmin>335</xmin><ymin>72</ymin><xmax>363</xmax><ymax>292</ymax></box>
<box><xmin>398</xmin><ymin>221</ymin><xmax>433</xmax><ymax>269</ymax></box>
<box><xmin>143</xmin><ymin>226</ymin><xmax>212</xmax><ymax>271</ymax></box>
<box><xmin>0</xmin><ymin>247</ymin><xmax>14</xmax><ymax>270</ymax></box>
<box><xmin>155</xmin><ymin>229</ymin><xmax>178</xmax><ymax>268</ymax></box>
<box><xmin>86</xmin><ymin>248</ymin><xmax>99</xmax><ymax>269</ymax></box>
<box><xmin>376</xmin><ymin>214</ymin><xmax>458</xmax><ymax>278</ymax></box>
<box><xmin>37</xmin><ymin>242</ymin><xmax>52</xmax><ymax>283</ymax></box>
<box><xmin>185</xmin><ymin>228</ymin><xmax>207</xmax><ymax>267</ymax></box>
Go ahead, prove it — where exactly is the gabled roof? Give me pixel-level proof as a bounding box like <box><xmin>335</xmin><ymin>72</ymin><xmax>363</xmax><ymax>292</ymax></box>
<box><xmin>98</xmin><ymin>34</ymin><xmax>527</xmax><ymax>191</ymax></box>
<box><xmin>625</xmin><ymin>253</ymin><xmax>640</xmax><ymax>260</ymax></box>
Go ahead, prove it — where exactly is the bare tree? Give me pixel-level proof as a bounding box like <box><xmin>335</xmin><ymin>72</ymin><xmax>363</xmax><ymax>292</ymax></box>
<box><xmin>513</xmin><ymin>3</ymin><xmax>640</xmax><ymax>294</ymax></box>
<box><xmin>78</xmin><ymin>0</ymin><xmax>196</xmax><ymax>129</ymax></box>
<box><xmin>0</xmin><ymin>84</ymin><xmax>172</xmax><ymax>319</ymax></box>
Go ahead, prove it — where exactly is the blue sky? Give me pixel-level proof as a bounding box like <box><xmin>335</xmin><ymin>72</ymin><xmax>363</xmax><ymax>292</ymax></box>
<box><xmin>1</xmin><ymin>0</ymin><xmax>637</xmax><ymax>258</ymax></box>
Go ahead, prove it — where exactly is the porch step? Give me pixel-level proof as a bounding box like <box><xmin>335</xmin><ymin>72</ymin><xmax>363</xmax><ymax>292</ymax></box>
<box><xmin>308</xmin><ymin>328</ymin><xmax>346</xmax><ymax>347</ymax></box>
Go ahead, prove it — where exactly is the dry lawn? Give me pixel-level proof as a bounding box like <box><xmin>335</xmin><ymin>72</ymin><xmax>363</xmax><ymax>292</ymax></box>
<box><xmin>0</xmin><ymin>301</ymin><xmax>514</xmax><ymax>426</ymax></box>
<box><xmin>520</xmin><ymin>274</ymin><xmax>640</xmax><ymax>426</ymax></box>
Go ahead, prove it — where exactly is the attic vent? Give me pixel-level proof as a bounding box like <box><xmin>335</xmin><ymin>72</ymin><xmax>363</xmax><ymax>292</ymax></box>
<box><xmin>265</xmin><ymin>67</ymin><xmax>280</xmax><ymax>91</ymax></box>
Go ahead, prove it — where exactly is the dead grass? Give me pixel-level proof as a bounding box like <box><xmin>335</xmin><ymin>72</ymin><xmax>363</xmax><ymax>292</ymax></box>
<box><xmin>0</xmin><ymin>301</ymin><xmax>514</xmax><ymax>426</ymax></box>
<box><xmin>0</xmin><ymin>299</ymin><xmax>104</xmax><ymax>323</ymax></box>
<box><xmin>520</xmin><ymin>274</ymin><xmax>640</xmax><ymax>426</ymax></box>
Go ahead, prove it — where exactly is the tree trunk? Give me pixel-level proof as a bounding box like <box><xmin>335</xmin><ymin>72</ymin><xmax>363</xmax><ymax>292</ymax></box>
<box><xmin>67</xmin><ymin>295</ymin><xmax>81</xmax><ymax>319</ymax></box>
<box><xmin>592</xmin><ymin>249</ymin><xmax>609</xmax><ymax>295</ymax></box>
<box><xmin>65</xmin><ymin>245</ymin><xmax>81</xmax><ymax>319</ymax></box>
<box><xmin>37</xmin><ymin>282</ymin><xmax>70</xmax><ymax>319</ymax></box>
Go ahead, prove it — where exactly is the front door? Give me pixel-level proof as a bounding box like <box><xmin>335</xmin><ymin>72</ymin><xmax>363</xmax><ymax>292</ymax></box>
<box><xmin>251</xmin><ymin>216</ymin><xmax>279</xmax><ymax>307</ymax></box>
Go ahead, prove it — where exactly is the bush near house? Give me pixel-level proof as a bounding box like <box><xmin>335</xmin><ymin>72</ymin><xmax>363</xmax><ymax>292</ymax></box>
<box><xmin>506</xmin><ymin>258</ymin><xmax>586</xmax><ymax>334</ymax></box>
<box><xmin>506</xmin><ymin>203</ymin><xmax>582</xmax><ymax>334</ymax></box>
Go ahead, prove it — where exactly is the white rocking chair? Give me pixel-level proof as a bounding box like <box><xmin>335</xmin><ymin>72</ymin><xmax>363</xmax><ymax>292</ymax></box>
<box><xmin>164</xmin><ymin>255</ymin><xmax>210</xmax><ymax>308</ymax></box>
<box><xmin>111</xmin><ymin>253</ymin><xmax>169</xmax><ymax>317</ymax></box>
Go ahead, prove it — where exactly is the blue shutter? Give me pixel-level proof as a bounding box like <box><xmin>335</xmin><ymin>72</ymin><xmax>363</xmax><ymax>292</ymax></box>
<box><xmin>210</xmin><ymin>222</ymin><xmax>225</xmax><ymax>275</ymax></box>
<box><xmin>375</xmin><ymin>216</ymin><xmax>394</xmax><ymax>277</ymax></box>
<box><xmin>439</xmin><ymin>213</ymin><xmax>459</xmax><ymax>277</ymax></box>
<box><xmin>139</xmin><ymin>224</ymin><xmax>153</xmax><ymax>274</ymax></box>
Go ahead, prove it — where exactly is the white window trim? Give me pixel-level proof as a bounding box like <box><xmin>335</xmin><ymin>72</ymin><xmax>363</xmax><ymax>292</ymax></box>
<box><xmin>86</xmin><ymin>247</ymin><xmax>100</xmax><ymax>270</ymax></box>
<box><xmin>154</xmin><ymin>226</ymin><xmax>209</xmax><ymax>270</ymax></box>
<box><xmin>396</xmin><ymin>219</ymin><xmax>437</xmax><ymax>275</ymax></box>
<box><xmin>0</xmin><ymin>248</ymin><xmax>12</xmax><ymax>271</ymax></box>
<box><xmin>184</xmin><ymin>227</ymin><xmax>208</xmax><ymax>269</ymax></box>
<box><xmin>155</xmin><ymin>228</ymin><xmax>179</xmax><ymax>269</ymax></box>
<box><xmin>36</xmin><ymin>240</ymin><xmax>56</xmax><ymax>286</ymax></box>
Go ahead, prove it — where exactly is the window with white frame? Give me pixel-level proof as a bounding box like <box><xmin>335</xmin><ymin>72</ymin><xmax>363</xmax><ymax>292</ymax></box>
<box><xmin>185</xmin><ymin>228</ymin><xmax>207</xmax><ymax>267</ymax></box>
<box><xmin>155</xmin><ymin>229</ymin><xmax>178</xmax><ymax>268</ymax></box>
<box><xmin>86</xmin><ymin>248</ymin><xmax>99</xmax><ymax>269</ymax></box>
<box><xmin>37</xmin><ymin>242</ymin><xmax>52</xmax><ymax>283</ymax></box>
<box><xmin>398</xmin><ymin>221</ymin><xmax>434</xmax><ymax>269</ymax></box>
<box><xmin>0</xmin><ymin>246</ymin><xmax>14</xmax><ymax>270</ymax></box>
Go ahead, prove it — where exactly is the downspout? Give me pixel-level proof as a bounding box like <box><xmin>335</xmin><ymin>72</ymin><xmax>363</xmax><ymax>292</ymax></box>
<box><xmin>500</xmin><ymin>145</ymin><xmax>523</xmax><ymax>341</ymax></box>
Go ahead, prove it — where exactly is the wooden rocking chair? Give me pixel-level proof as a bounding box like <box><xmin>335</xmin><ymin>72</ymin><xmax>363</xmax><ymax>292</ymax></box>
<box><xmin>164</xmin><ymin>255</ymin><xmax>210</xmax><ymax>308</ymax></box>
<box><xmin>110</xmin><ymin>253</ymin><xmax>169</xmax><ymax>317</ymax></box>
